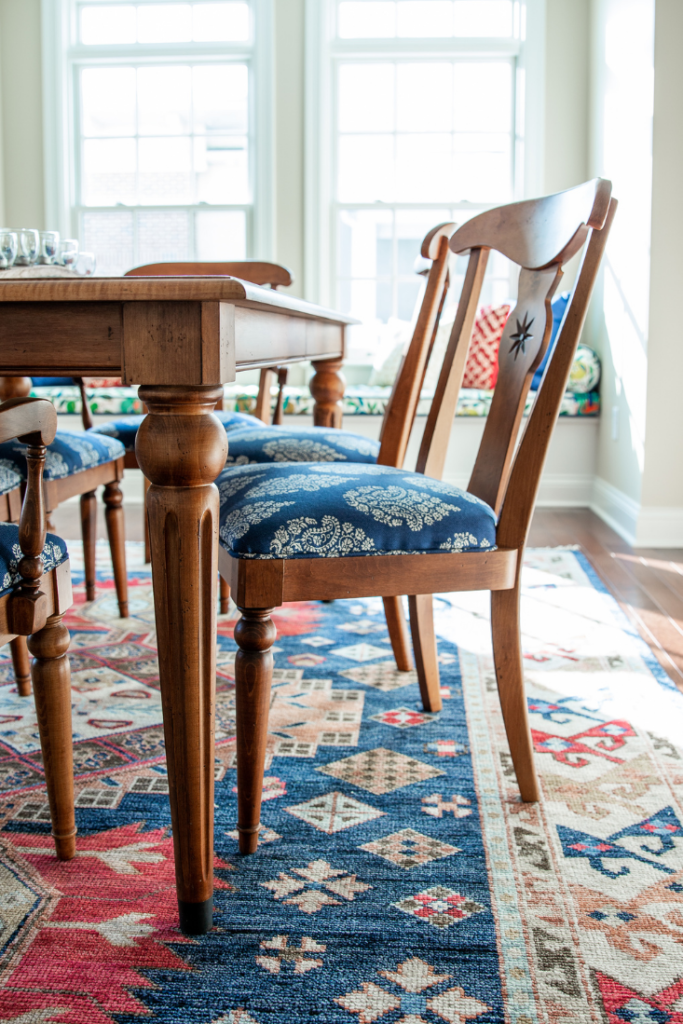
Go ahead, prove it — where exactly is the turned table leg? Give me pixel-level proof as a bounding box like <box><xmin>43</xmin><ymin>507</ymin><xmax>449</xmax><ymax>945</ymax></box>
<box><xmin>136</xmin><ymin>385</ymin><xmax>228</xmax><ymax>935</ymax></box>
<box><xmin>310</xmin><ymin>357</ymin><xmax>345</xmax><ymax>428</ymax></box>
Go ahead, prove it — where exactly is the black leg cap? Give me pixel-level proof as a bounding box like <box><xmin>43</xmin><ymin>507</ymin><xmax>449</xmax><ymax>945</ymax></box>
<box><xmin>179</xmin><ymin>898</ymin><xmax>213</xmax><ymax>935</ymax></box>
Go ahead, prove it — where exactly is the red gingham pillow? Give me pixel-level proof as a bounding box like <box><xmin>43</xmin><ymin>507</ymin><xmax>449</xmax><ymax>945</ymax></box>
<box><xmin>462</xmin><ymin>304</ymin><xmax>511</xmax><ymax>389</ymax></box>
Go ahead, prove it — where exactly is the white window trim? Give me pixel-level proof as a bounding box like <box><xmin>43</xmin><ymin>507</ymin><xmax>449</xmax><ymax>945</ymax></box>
<box><xmin>304</xmin><ymin>0</ymin><xmax>546</xmax><ymax>307</ymax></box>
<box><xmin>41</xmin><ymin>0</ymin><xmax>274</xmax><ymax>259</ymax></box>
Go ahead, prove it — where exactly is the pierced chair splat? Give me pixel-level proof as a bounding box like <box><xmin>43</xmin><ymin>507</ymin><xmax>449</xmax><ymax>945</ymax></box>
<box><xmin>218</xmin><ymin>179</ymin><xmax>616</xmax><ymax>859</ymax></box>
<box><xmin>0</xmin><ymin>396</ymin><xmax>76</xmax><ymax>859</ymax></box>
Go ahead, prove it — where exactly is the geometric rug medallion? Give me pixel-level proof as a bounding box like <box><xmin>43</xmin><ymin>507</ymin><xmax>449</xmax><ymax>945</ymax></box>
<box><xmin>1</xmin><ymin>542</ymin><xmax>682</xmax><ymax>1022</ymax></box>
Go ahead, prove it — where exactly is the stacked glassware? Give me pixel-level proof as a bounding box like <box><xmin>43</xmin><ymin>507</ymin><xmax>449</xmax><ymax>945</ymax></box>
<box><xmin>0</xmin><ymin>229</ymin><xmax>96</xmax><ymax>274</ymax></box>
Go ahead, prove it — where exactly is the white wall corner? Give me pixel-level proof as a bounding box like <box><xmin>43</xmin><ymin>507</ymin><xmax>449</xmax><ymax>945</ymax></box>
<box><xmin>590</xmin><ymin>476</ymin><xmax>640</xmax><ymax>547</ymax></box>
<box><xmin>634</xmin><ymin>506</ymin><xmax>683</xmax><ymax>549</ymax></box>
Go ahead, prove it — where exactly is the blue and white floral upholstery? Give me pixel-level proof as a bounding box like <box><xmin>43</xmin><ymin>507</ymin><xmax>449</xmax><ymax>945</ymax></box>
<box><xmin>0</xmin><ymin>431</ymin><xmax>125</xmax><ymax>481</ymax></box>
<box><xmin>0</xmin><ymin>460</ymin><xmax>24</xmax><ymax>497</ymax></box>
<box><xmin>217</xmin><ymin>462</ymin><xmax>496</xmax><ymax>560</ymax></box>
<box><xmin>0</xmin><ymin>523</ymin><xmax>68</xmax><ymax>598</ymax></box>
<box><xmin>89</xmin><ymin>410</ymin><xmax>263</xmax><ymax>452</ymax></box>
<box><xmin>224</xmin><ymin>426</ymin><xmax>381</xmax><ymax>466</ymax></box>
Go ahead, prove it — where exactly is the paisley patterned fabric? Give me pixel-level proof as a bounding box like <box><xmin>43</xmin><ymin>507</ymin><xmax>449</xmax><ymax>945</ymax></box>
<box><xmin>0</xmin><ymin>460</ymin><xmax>23</xmax><ymax>497</ymax></box>
<box><xmin>0</xmin><ymin>523</ymin><xmax>68</xmax><ymax>598</ymax></box>
<box><xmin>0</xmin><ymin>431</ymin><xmax>125</xmax><ymax>482</ymax></box>
<box><xmin>217</xmin><ymin>462</ymin><xmax>496</xmax><ymax>560</ymax></box>
<box><xmin>224</xmin><ymin>426</ymin><xmax>380</xmax><ymax>466</ymax></box>
<box><xmin>89</xmin><ymin>410</ymin><xmax>263</xmax><ymax>452</ymax></box>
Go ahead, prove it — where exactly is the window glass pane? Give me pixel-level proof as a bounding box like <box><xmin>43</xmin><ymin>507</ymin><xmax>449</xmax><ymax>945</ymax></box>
<box><xmin>195</xmin><ymin>136</ymin><xmax>249</xmax><ymax>203</ymax></box>
<box><xmin>395</xmin><ymin>134</ymin><xmax>452</xmax><ymax>201</ymax></box>
<box><xmin>83</xmin><ymin>138</ymin><xmax>137</xmax><ymax>205</ymax></box>
<box><xmin>193</xmin><ymin>2</ymin><xmax>249</xmax><ymax>41</ymax></box>
<box><xmin>196</xmin><ymin>210</ymin><xmax>247</xmax><ymax>259</ymax></box>
<box><xmin>81</xmin><ymin>5</ymin><xmax>136</xmax><ymax>44</ymax></box>
<box><xmin>138</xmin><ymin>209</ymin><xmax>192</xmax><ymax>263</ymax></box>
<box><xmin>137</xmin><ymin>3</ymin><xmax>193</xmax><ymax>42</ymax></box>
<box><xmin>137</xmin><ymin>66</ymin><xmax>192</xmax><ymax>136</ymax></box>
<box><xmin>338</xmin><ymin>208</ymin><xmax>393</xmax><ymax>282</ymax></box>
<box><xmin>397</xmin><ymin>1</ymin><xmax>452</xmax><ymax>37</ymax></box>
<box><xmin>396</xmin><ymin>63</ymin><xmax>452</xmax><ymax>132</ymax></box>
<box><xmin>82</xmin><ymin>68</ymin><xmax>136</xmax><ymax>137</ymax></box>
<box><xmin>337</xmin><ymin>135</ymin><xmax>394</xmax><ymax>202</ymax></box>
<box><xmin>81</xmin><ymin>210</ymin><xmax>134</xmax><ymax>276</ymax></box>
<box><xmin>453</xmin><ymin>0</ymin><xmax>513</xmax><ymax>36</ymax></box>
<box><xmin>453</xmin><ymin>62</ymin><xmax>511</xmax><ymax>132</ymax></box>
<box><xmin>453</xmin><ymin>133</ymin><xmax>511</xmax><ymax>202</ymax></box>
<box><xmin>338</xmin><ymin>2</ymin><xmax>395</xmax><ymax>38</ymax></box>
<box><xmin>193</xmin><ymin>65</ymin><xmax>248</xmax><ymax>134</ymax></box>
<box><xmin>138</xmin><ymin>137</ymin><xmax>193</xmax><ymax>203</ymax></box>
<box><xmin>338</xmin><ymin>64</ymin><xmax>394</xmax><ymax>133</ymax></box>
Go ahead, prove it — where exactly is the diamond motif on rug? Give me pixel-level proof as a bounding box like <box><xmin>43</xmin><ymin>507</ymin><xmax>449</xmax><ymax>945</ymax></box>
<box><xmin>337</xmin><ymin>619</ymin><xmax>387</xmax><ymax>635</ymax></box>
<box><xmin>423</xmin><ymin>739</ymin><xmax>470</xmax><ymax>758</ymax></box>
<box><xmin>286</xmin><ymin>791</ymin><xmax>385</xmax><ymax>833</ymax></box>
<box><xmin>288</xmin><ymin>653</ymin><xmax>327</xmax><ymax>667</ymax></box>
<box><xmin>331</xmin><ymin>643</ymin><xmax>392</xmax><ymax>662</ymax></box>
<box><xmin>393</xmin><ymin>886</ymin><xmax>485</xmax><ymax>929</ymax></box>
<box><xmin>340</xmin><ymin>662</ymin><xmax>418</xmax><ymax>690</ymax></box>
<box><xmin>225</xmin><ymin>827</ymin><xmax>281</xmax><ymax>844</ymax></box>
<box><xmin>359</xmin><ymin>829</ymin><xmax>460</xmax><ymax>869</ymax></box>
<box><xmin>336</xmin><ymin>958</ymin><xmax>490</xmax><ymax>1023</ymax></box>
<box><xmin>317</xmin><ymin>748</ymin><xmax>444</xmax><ymax>794</ymax></box>
<box><xmin>422</xmin><ymin>793</ymin><xmax>472</xmax><ymax>818</ymax></box>
<box><xmin>301</xmin><ymin>636</ymin><xmax>335</xmax><ymax>647</ymax></box>
<box><xmin>261</xmin><ymin>859</ymin><xmax>371</xmax><ymax>914</ymax></box>
<box><xmin>370</xmin><ymin>707</ymin><xmax>439</xmax><ymax>729</ymax></box>
<box><xmin>255</xmin><ymin>935</ymin><xmax>326</xmax><ymax>974</ymax></box>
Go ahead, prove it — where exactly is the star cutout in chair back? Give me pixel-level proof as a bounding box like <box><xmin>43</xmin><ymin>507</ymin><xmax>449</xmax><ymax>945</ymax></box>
<box><xmin>508</xmin><ymin>312</ymin><xmax>534</xmax><ymax>359</ymax></box>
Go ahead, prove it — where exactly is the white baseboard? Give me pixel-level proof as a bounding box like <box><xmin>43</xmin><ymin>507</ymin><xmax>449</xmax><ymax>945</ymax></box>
<box><xmin>590</xmin><ymin>477</ymin><xmax>639</xmax><ymax>546</ymax></box>
<box><xmin>536</xmin><ymin>473</ymin><xmax>595</xmax><ymax>507</ymax></box>
<box><xmin>635</xmin><ymin>506</ymin><xmax>683</xmax><ymax>548</ymax></box>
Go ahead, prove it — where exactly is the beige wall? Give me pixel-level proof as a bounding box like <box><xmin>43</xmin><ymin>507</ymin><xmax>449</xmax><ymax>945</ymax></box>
<box><xmin>640</xmin><ymin>0</ymin><xmax>683</xmax><ymax>512</ymax></box>
<box><xmin>274</xmin><ymin>0</ymin><xmax>305</xmax><ymax>297</ymax></box>
<box><xmin>0</xmin><ymin>0</ymin><xmax>44</xmax><ymax>229</ymax></box>
<box><xmin>544</xmin><ymin>0</ymin><xmax>590</xmax><ymax>195</ymax></box>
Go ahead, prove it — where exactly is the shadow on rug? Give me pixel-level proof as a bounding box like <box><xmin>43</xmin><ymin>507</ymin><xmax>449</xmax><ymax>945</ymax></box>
<box><xmin>0</xmin><ymin>543</ymin><xmax>682</xmax><ymax>1023</ymax></box>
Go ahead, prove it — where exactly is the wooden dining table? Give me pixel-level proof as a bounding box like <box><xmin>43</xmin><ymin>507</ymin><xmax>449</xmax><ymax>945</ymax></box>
<box><xmin>0</xmin><ymin>274</ymin><xmax>354</xmax><ymax>933</ymax></box>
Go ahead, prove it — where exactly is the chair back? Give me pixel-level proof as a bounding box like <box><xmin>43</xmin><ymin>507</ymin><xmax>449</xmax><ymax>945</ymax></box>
<box><xmin>124</xmin><ymin>260</ymin><xmax>293</xmax><ymax>289</ymax></box>
<box><xmin>376</xmin><ymin>222</ymin><xmax>455</xmax><ymax>469</ymax></box>
<box><xmin>403</xmin><ymin>179</ymin><xmax>614</xmax><ymax>548</ymax></box>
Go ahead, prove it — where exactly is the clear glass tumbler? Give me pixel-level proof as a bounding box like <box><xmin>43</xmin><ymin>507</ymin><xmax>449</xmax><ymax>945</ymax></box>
<box><xmin>76</xmin><ymin>251</ymin><xmax>96</xmax><ymax>276</ymax></box>
<box><xmin>39</xmin><ymin>230</ymin><xmax>60</xmax><ymax>264</ymax></box>
<box><xmin>0</xmin><ymin>229</ymin><xmax>18</xmax><ymax>269</ymax></box>
<box><xmin>59</xmin><ymin>238</ymin><xmax>79</xmax><ymax>269</ymax></box>
<box><xmin>14</xmin><ymin>228</ymin><xmax>40</xmax><ymax>266</ymax></box>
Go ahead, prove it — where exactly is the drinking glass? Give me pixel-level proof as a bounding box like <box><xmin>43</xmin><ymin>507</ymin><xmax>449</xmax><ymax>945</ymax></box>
<box><xmin>0</xmin><ymin>229</ymin><xmax>18</xmax><ymax>269</ymax></box>
<box><xmin>59</xmin><ymin>238</ymin><xmax>79</xmax><ymax>269</ymax></box>
<box><xmin>39</xmin><ymin>230</ymin><xmax>60</xmax><ymax>264</ymax></box>
<box><xmin>14</xmin><ymin>228</ymin><xmax>40</xmax><ymax>266</ymax></box>
<box><xmin>76</xmin><ymin>251</ymin><xmax>96</xmax><ymax>276</ymax></box>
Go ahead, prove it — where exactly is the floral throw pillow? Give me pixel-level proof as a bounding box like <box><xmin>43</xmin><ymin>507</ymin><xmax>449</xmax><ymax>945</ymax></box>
<box><xmin>462</xmin><ymin>304</ymin><xmax>511</xmax><ymax>389</ymax></box>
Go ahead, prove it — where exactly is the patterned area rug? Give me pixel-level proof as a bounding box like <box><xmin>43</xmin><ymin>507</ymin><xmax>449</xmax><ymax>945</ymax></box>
<box><xmin>1</xmin><ymin>543</ymin><xmax>682</xmax><ymax>1023</ymax></box>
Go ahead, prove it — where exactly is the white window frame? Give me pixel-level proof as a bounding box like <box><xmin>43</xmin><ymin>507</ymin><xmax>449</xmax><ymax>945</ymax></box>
<box><xmin>304</xmin><ymin>0</ymin><xmax>546</xmax><ymax>307</ymax></box>
<box><xmin>41</xmin><ymin>0</ymin><xmax>275</xmax><ymax>263</ymax></box>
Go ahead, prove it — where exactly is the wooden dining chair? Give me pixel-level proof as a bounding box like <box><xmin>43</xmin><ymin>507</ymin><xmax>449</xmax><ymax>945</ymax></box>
<box><xmin>0</xmin><ymin>396</ymin><xmax>76</xmax><ymax>859</ymax></box>
<box><xmin>214</xmin><ymin>179</ymin><xmax>616</xmax><ymax>853</ymax></box>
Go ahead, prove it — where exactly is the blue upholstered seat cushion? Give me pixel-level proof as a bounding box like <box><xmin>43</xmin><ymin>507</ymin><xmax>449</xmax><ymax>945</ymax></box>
<box><xmin>217</xmin><ymin>462</ymin><xmax>496</xmax><ymax>560</ymax></box>
<box><xmin>90</xmin><ymin>409</ymin><xmax>263</xmax><ymax>452</ymax></box>
<box><xmin>0</xmin><ymin>523</ymin><xmax>68</xmax><ymax>598</ymax></box>
<box><xmin>0</xmin><ymin>431</ymin><xmax>125</xmax><ymax>481</ymax></box>
<box><xmin>0</xmin><ymin>460</ymin><xmax>24</xmax><ymax>497</ymax></box>
<box><xmin>225</xmin><ymin>426</ymin><xmax>381</xmax><ymax>466</ymax></box>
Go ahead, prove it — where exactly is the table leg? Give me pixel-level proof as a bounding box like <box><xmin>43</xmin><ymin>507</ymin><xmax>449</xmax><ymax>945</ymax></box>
<box><xmin>135</xmin><ymin>385</ymin><xmax>228</xmax><ymax>935</ymax></box>
<box><xmin>310</xmin><ymin>357</ymin><xmax>345</xmax><ymax>428</ymax></box>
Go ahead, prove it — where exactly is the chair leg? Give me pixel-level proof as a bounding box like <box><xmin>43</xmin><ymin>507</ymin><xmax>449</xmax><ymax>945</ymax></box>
<box><xmin>490</xmin><ymin>585</ymin><xmax>540</xmax><ymax>802</ymax></box>
<box><xmin>219</xmin><ymin>575</ymin><xmax>230</xmax><ymax>615</ymax></box>
<box><xmin>408</xmin><ymin>593</ymin><xmax>442</xmax><ymax>712</ymax></box>
<box><xmin>27</xmin><ymin>613</ymin><xmax>76</xmax><ymax>860</ymax></box>
<box><xmin>234</xmin><ymin>607</ymin><xmax>276</xmax><ymax>855</ymax></box>
<box><xmin>383</xmin><ymin>596</ymin><xmax>413</xmax><ymax>671</ymax></box>
<box><xmin>80</xmin><ymin>490</ymin><xmax>97</xmax><ymax>602</ymax></box>
<box><xmin>103</xmin><ymin>481</ymin><xmax>129</xmax><ymax>618</ymax></box>
<box><xmin>143</xmin><ymin>475</ymin><xmax>151</xmax><ymax>563</ymax></box>
<box><xmin>10</xmin><ymin>636</ymin><xmax>32</xmax><ymax>697</ymax></box>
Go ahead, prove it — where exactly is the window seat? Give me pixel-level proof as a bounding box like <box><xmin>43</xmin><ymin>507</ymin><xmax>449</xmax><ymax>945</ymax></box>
<box><xmin>30</xmin><ymin>382</ymin><xmax>600</xmax><ymax>419</ymax></box>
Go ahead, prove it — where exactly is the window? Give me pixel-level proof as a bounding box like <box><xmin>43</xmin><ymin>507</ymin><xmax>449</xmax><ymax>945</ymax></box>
<box><xmin>44</xmin><ymin>0</ymin><xmax>272</xmax><ymax>275</ymax></box>
<box><xmin>306</xmin><ymin>0</ymin><xmax>543</xmax><ymax>360</ymax></box>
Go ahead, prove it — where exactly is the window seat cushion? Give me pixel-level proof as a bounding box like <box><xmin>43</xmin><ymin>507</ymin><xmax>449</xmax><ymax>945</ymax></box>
<box><xmin>217</xmin><ymin>462</ymin><xmax>496</xmax><ymax>560</ymax></box>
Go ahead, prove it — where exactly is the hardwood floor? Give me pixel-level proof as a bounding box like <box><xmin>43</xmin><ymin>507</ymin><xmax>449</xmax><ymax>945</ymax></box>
<box><xmin>51</xmin><ymin>501</ymin><xmax>683</xmax><ymax>694</ymax></box>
